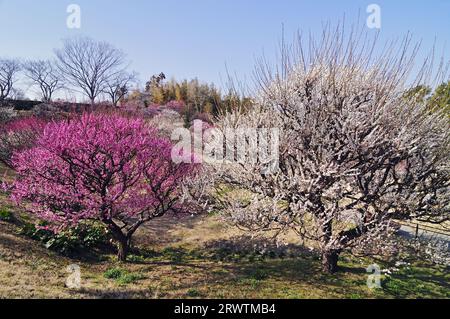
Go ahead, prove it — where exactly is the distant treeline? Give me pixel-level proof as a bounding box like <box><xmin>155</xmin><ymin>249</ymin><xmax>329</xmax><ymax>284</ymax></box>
<box><xmin>126</xmin><ymin>74</ymin><xmax>253</xmax><ymax>122</ymax></box>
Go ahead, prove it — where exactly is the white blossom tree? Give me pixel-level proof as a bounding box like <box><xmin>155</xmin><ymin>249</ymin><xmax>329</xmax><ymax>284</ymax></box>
<box><xmin>212</xmin><ymin>27</ymin><xmax>450</xmax><ymax>273</ymax></box>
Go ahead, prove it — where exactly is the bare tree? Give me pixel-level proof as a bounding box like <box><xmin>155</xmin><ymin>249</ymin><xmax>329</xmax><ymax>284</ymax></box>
<box><xmin>0</xmin><ymin>59</ymin><xmax>21</xmax><ymax>102</ymax></box>
<box><xmin>212</xmin><ymin>26</ymin><xmax>450</xmax><ymax>273</ymax></box>
<box><xmin>55</xmin><ymin>37</ymin><xmax>127</xmax><ymax>104</ymax></box>
<box><xmin>23</xmin><ymin>60</ymin><xmax>63</xmax><ymax>102</ymax></box>
<box><xmin>104</xmin><ymin>71</ymin><xmax>137</xmax><ymax>106</ymax></box>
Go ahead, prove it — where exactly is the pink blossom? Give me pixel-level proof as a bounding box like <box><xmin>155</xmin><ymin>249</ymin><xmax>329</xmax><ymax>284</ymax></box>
<box><xmin>10</xmin><ymin>112</ymin><xmax>198</xmax><ymax>260</ymax></box>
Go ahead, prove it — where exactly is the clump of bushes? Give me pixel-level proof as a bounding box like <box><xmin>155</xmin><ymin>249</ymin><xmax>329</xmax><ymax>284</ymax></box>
<box><xmin>19</xmin><ymin>221</ymin><xmax>111</xmax><ymax>256</ymax></box>
<box><xmin>104</xmin><ymin>267</ymin><xmax>125</xmax><ymax>279</ymax></box>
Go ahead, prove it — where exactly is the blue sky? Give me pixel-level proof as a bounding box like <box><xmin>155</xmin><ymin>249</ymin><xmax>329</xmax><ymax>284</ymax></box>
<box><xmin>0</xmin><ymin>0</ymin><xmax>449</xmax><ymax>99</ymax></box>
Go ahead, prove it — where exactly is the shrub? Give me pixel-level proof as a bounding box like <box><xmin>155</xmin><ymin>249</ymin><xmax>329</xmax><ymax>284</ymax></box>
<box><xmin>31</xmin><ymin>103</ymin><xmax>68</xmax><ymax>121</ymax></box>
<box><xmin>20</xmin><ymin>220</ymin><xmax>110</xmax><ymax>256</ymax></box>
<box><xmin>192</xmin><ymin>112</ymin><xmax>212</xmax><ymax>124</ymax></box>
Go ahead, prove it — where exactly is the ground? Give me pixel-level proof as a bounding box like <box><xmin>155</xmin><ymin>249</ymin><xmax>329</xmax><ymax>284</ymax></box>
<box><xmin>0</xmin><ymin>195</ymin><xmax>449</xmax><ymax>298</ymax></box>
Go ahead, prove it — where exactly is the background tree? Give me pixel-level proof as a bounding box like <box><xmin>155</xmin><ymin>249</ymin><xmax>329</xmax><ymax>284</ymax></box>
<box><xmin>428</xmin><ymin>81</ymin><xmax>450</xmax><ymax>118</ymax></box>
<box><xmin>402</xmin><ymin>85</ymin><xmax>432</xmax><ymax>104</ymax></box>
<box><xmin>23</xmin><ymin>60</ymin><xmax>63</xmax><ymax>102</ymax></box>
<box><xmin>104</xmin><ymin>71</ymin><xmax>137</xmax><ymax>106</ymax></box>
<box><xmin>145</xmin><ymin>72</ymin><xmax>166</xmax><ymax>92</ymax></box>
<box><xmin>55</xmin><ymin>37</ymin><xmax>127</xmax><ymax>104</ymax></box>
<box><xmin>212</xmin><ymin>29</ymin><xmax>450</xmax><ymax>273</ymax></box>
<box><xmin>403</xmin><ymin>82</ymin><xmax>449</xmax><ymax>118</ymax></box>
<box><xmin>0</xmin><ymin>117</ymin><xmax>46</xmax><ymax>169</ymax></box>
<box><xmin>145</xmin><ymin>73</ymin><xmax>166</xmax><ymax>105</ymax></box>
<box><xmin>0</xmin><ymin>59</ymin><xmax>21</xmax><ymax>102</ymax></box>
<box><xmin>10</xmin><ymin>113</ymin><xmax>197</xmax><ymax>261</ymax></box>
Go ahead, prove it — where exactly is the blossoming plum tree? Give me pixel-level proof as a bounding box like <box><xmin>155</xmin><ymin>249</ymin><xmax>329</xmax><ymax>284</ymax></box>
<box><xmin>11</xmin><ymin>113</ymin><xmax>197</xmax><ymax>261</ymax></box>
<box><xmin>213</xmin><ymin>28</ymin><xmax>450</xmax><ymax>273</ymax></box>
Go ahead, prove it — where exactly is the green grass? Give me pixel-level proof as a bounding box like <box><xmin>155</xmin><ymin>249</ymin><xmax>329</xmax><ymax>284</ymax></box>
<box><xmin>248</xmin><ymin>269</ymin><xmax>270</xmax><ymax>280</ymax></box>
<box><xmin>0</xmin><ymin>208</ymin><xmax>13</xmax><ymax>222</ymax></box>
<box><xmin>381</xmin><ymin>265</ymin><xmax>450</xmax><ymax>298</ymax></box>
<box><xmin>104</xmin><ymin>268</ymin><xmax>125</xmax><ymax>279</ymax></box>
<box><xmin>186</xmin><ymin>288</ymin><xmax>202</xmax><ymax>298</ymax></box>
<box><xmin>239</xmin><ymin>278</ymin><xmax>263</xmax><ymax>289</ymax></box>
<box><xmin>104</xmin><ymin>267</ymin><xmax>144</xmax><ymax>285</ymax></box>
<box><xmin>116</xmin><ymin>273</ymin><xmax>145</xmax><ymax>285</ymax></box>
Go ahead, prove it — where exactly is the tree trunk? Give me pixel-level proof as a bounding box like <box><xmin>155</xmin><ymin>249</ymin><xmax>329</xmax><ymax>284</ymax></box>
<box><xmin>117</xmin><ymin>238</ymin><xmax>129</xmax><ymax>262</ymax></box>
<box><xmin>319</xmin><ymin>217</ymin><xmax>340</xmax><ymax>273</ymax></box>
<box><xmin>103</xmin><ymin>217</ymin><xmax>135</xmax><ymax>262</ymax></box>
<box><xmin>322</xmin><ymin>250</ymin><xmax>339</xmax><ymax>274</ymax></box>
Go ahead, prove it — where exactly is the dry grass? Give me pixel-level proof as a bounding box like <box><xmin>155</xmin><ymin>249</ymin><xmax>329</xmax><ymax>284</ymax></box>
<box><xmin>0</xmin><ymin>210</ymin><xmax>448</xmax><ymax>299</ymax></box>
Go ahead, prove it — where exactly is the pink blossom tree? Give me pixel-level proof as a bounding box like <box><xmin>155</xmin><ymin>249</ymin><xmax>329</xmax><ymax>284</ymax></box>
<box><xmin>11</xmin><ymin>113</ymin><xmax>197</xmax><ymax>261</ymax></box>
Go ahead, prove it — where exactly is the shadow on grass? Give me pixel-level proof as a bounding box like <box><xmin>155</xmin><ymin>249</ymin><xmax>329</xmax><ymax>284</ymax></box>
<box><xmin>338</xmin><ymin>266</ymin><xmax>367</xmax><ymax>275</ymax></box>
<box><xmin>130</xmin><ymin>235</ymin><xmax>318</xmax><ymax>264</ymax></box>
<box><xmin>129</xmin><ymin>235</ymin><xmax>371</xmax><ymax>294</ymax></box>
<box><xmin>381</xmin><ymin>266</ymin><xmax>450</xmax><ymax>298</ymax></box>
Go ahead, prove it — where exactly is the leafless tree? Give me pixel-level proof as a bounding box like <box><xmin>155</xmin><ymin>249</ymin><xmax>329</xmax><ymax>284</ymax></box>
<box><xmin>9</xmin><ymin>88</ymin><xmax>26</xmax><ymax>100</ymax></box>
<box><xmin>212</xmin><ymin>26</ymin><xmax>450</xmax><ymax>273</ymax></box>
<box><xmin>55</xmin><ymin>37</ymin><xmax>127</xmax><ymax>104</ymax></box>
<box><xmin>0</xmin><ymin>59</ymin><xmax>21</xmax><ymax>102</ymax></box>
<box><xmin>104</xmin><ymin>71</ymin><xmax>137</xmax><ymax>106</ymax></box>
<box><xmin>23</xmin><ymin>60</ymin><xmax>63</xmax><ymax>102</ymax></box>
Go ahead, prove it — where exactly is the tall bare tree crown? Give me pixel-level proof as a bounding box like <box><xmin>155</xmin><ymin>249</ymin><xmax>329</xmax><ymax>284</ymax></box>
<box><xmin>0</xmin><ymin>59</ymin><xmax>21</xmax><ymax>102</ymax></box>
<box><xmin>23</xmin><ymin>60</ymin><xmax>63</xmax><ymax>102</ymax></box>
<box><xmin>55</xmin><ymin>36</ymin><xmax>127</xmax><ymax>104</ymax></box>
